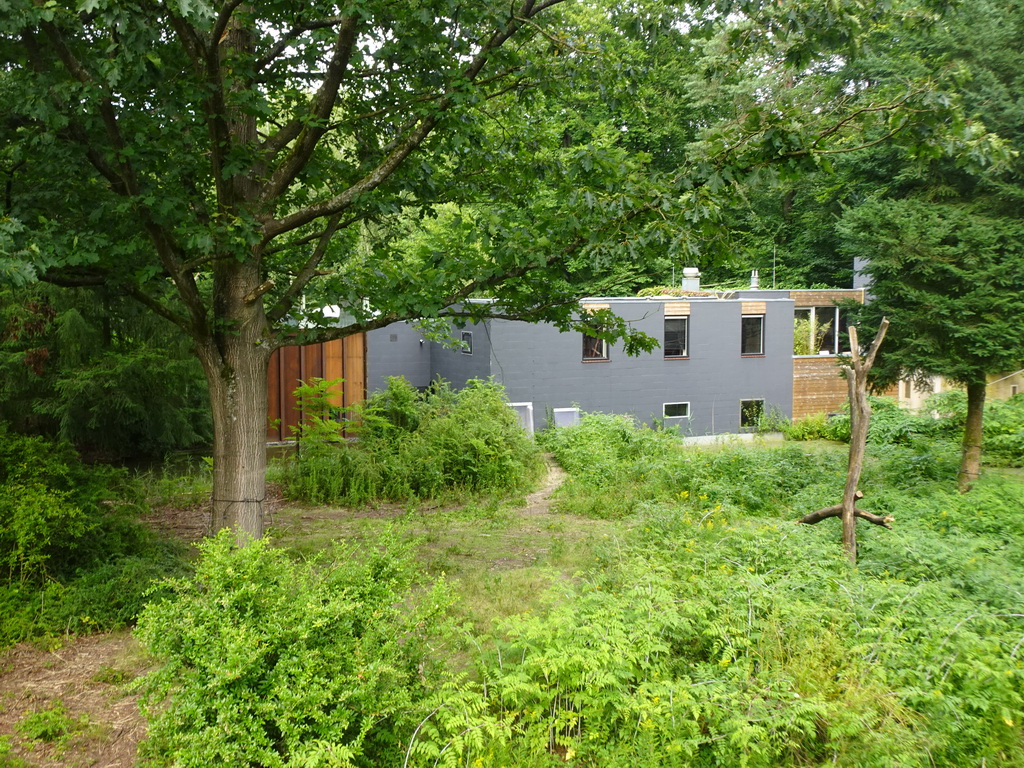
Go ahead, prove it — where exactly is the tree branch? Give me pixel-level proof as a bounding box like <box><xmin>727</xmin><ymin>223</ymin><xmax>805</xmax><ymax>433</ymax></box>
<box><xmin>260</xmin><ymin>0</ymin><xmax>560</xmax><ymax>241</ymax></box>
<box><xmin>253</xmin><ymin>16</ymin><xmax>354</xmax><ymax>73</ymax></box>
<box><xmin>35</xmin><ymin>23</ymin><xmax>140</xmax><ymax>196</ymax></box>
<box><xmin>259</xmin><ymin>15</ymin><xmax>359</xmax><ymax>204</ymax></box>
<box><xmin>266</xmin><ymin>213</ymin><xmax>352</xmax><ymax>324</ymax></box>
<box><xmin>796</xmin><ymin>504</ymin><xmax>894</xmax><ymax>529</ymax></box>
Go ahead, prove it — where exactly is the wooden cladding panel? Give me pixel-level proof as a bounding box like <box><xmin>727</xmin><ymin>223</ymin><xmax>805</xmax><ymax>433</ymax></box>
<box><xmin>789</xmin><ymin>289</ymin><xmax>865</xmax><ymax>307</ymax></box>
<box><xmin>266</xmin><ymin>335</ymin><xmax>366</xmax><ymax>442</ymax></box>
<box><xmin>792</xmin><ymin>356</ymin><xmax>848</xmax><ymax>420</ymax></box>
<box><xmin>664</xmin><ymin>302</ymin><xmax>691</xmax><ymax>316</ymax></box>
<box><xmin>343</xmin><ymin>335</ymin><xmax>366</xmax><ymax>410</ymax></box>
<box><xmin>741</xmin><ymin>301</ymin><xmax>766</xmax><ymax>314</ymax></box>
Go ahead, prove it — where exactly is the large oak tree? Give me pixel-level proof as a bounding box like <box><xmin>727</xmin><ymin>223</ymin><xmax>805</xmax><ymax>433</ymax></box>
<box><xmin>0</xmin><ymin>0</ymin><xmax>967</xmax><ymax>540</ymax></box>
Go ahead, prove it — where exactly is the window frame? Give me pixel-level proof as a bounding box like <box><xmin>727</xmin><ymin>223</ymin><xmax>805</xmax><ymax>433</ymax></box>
<box><xmin>460</xmin><ymin>331</ymin><xmax>473</xmax><ymax>355</ymax></box>
<box><xmin>582</xmin><ymin>332</ymin><xmax>609</xmax><ymax>362</ymax></box>
<box><xmin>741</xmin><ymin>315</ymin><xmax>764</xmax><ymax>356</ymax></box>
<box><xmin>663</xmin><ymin>402</ymin><xmax>691</xmax><ymax>419</ymax></box>
<box><xmin>663</xmin><ymin>316</ymin><xmax>689</xmax><ymax>359</ymax></box>
<box><xmin>739</xmin><ymin>398</ymin><xmax>765</xmax><ymax>429</ymax></box>
<box><xmin>794</xmin><ymin>306</ymin><xmax>851</xmax><ymax>355</ymax></box>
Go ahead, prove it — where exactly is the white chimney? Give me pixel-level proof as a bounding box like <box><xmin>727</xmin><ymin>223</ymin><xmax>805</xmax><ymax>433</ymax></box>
<box><xmin>681</xmin><ymin>267</ymin><xmax>701</xmax><ymax>292</ymax></box>
<box><xmin>750</xmin><ymin>269</ymin><xmax>760</xmax><ymax>289</ymax></box>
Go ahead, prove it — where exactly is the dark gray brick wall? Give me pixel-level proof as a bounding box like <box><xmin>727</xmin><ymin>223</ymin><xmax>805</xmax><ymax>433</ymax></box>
<box><xmin>367</xmin><ymin>295</ymin><xmax>794</xmax><ymax>435</ymax></box>
<box><xmin>366</xmin><ymin>323</ymin><xmax>431</xmax><ymax>391</ymax></box>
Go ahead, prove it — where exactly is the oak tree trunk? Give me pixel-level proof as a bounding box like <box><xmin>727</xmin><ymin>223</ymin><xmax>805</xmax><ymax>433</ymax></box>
<box><xmin>195</xmin><ymin>257</ymin><xmax>273</xmax><ymax>545</ymax></box>
<box><xmin>958</xmin><ymin>380</ymin><xmax>986</xmax><ymax>493</ymax></box>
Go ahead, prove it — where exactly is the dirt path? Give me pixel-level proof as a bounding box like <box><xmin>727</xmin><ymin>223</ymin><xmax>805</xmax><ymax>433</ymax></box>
<box><xmin>0</xmin><ymin>633</ymin><xmax>150</xmax><ymax>768</ymax></box>
<box><xmin>520</xmin><ymin>455</ymin><xmax>567</xmax><ymax>516</ymax></box>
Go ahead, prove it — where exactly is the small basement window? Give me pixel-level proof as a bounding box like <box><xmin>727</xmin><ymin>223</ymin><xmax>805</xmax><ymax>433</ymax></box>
<box><xmin>741</xmin><ymin>315</ymin><xmax>764</xmax><ymax>356</ymax></box>
<box><xmin>664</xmin><ymin>402</ymin><xmax>690</xmax><ymax>418</ymax></box>
<box><xmin>740</xmin><ymin>399</ymin><xmax>764</xmax><ymax>429</ymax></box>
<box><xmin>461</xmin><ymin>331</ymin><xmax>473</xmax><ymax>355</ymax></box>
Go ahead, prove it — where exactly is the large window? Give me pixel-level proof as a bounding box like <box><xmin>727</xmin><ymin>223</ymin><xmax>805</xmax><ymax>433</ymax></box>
<box><xmin>582</xmin><ymin>333</ymin><xmax>608</xmax><ymax>361</ymax></box>
<box><xmin>740</xmin><ymin>399</ymin><xmax>764</xmax><ymax>429</ymax></box>
<box><xmin>741</xmin><ymin>315</ymin><xmax>764</xmax><ymax>356</ymax></box>
<box><xmin>664</xmin><ymin>317</ymin><xmax>688</xmax><ymax>358</ymax></box>
<box><xmin>794</xmin><ymin>306</ymin><xmax>850</xmax><ymax>355</ymax></box>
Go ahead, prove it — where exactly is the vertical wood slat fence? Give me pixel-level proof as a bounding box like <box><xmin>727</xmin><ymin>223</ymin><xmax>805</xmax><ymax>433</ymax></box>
<box><xmin>266</xmin><ymin>335</ymin><xmax>366</xmax><ymax>442</ymax></box>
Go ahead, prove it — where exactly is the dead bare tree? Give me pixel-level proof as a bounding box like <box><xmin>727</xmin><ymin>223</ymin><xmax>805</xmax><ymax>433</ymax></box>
<box><xmin>797</xmin><ymin>318</ymin><xmax>890</xmax><ymax>563</ymax></box>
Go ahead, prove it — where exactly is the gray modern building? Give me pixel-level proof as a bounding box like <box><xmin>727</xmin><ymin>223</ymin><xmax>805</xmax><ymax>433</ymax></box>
<box><xmin>367</xmin><ymin>292</ymin><xmax>796</xmax><ymax>436</ymax></box>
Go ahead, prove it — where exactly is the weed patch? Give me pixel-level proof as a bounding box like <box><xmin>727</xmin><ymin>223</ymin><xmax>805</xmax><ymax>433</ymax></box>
<box><xmin>280</xmin><ymin>378</ymin><xmax>544</xmax><ymax>506</ymax></box>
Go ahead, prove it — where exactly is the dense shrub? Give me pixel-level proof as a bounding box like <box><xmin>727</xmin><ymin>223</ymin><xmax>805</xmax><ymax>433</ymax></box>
<box><xmin>280</xmin><ymin>378</ymin><xmax>544</xmax><ymax>505</ymax></box>
<box><xmin>781</xmin><ymin>411</ymin><xmax>850</xmax><ymax>442</ymax></box>
<box><xmin>982</xmin><ymin>394</ymin><xmax>1024</xmax><ymax>467</ymax></box>
<box><xmin>0</xmin><ymin>286</ymin><xmax>211</xmax><ymax>457</ymax></box>
<box><xmin>0</xmin><ymin>425</ymin><xmax>188</xmax><ymax>647</ymax></box>
<box><xmin>539</xmin><ymin>412</ymin><xmax>846</xmax><ymax>518</ymax></box>
<box><xmin>785</xmin><ymin>392</ymin><xmax>1024</xmax><ymax>468</ymax></box>
<box><xmin>137</xmin><ymin>530</ymin><xmax>450</xmax><ymax>768</ymax></box>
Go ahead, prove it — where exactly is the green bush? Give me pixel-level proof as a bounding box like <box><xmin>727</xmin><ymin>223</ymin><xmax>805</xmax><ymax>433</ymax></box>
<box><xmin>0</xmin><ymin>426</ymin><xmax>189</xmax><ymax>648</ymax></box>
<box><xmin>539</xmin><ymin>412</ymin><xmax>846</xmax><ymax>519</ymax></box>
<box><xmin>281</xmin><ymin>378</ymin><xmax>544</xmax><ymax>505</ymax></box>
<box><xmin>782</xmin><ymin>412</ymin><xmax>850</xmax><ymax>442</ymax></box>
<box><xmin>0</xmin><ymin>286</ymin><xmax>211</xmax><ymax>458</ymax></box>
<box><xmin>982</xmin><ymin>394</ymin><xmax>1024</xmax><ymax>467</ymax></box>
<box><xmin>137</xmin><ymin>530</ymin><xmax>450</xmax><ymax>768</ymax></box>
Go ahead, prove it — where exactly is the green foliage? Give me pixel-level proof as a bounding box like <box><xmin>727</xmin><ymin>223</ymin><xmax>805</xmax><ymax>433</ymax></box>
<box><xmin>0</xmin><ymin>286</ymin><xmax>211</xmax><ymax>457</ymax></box>
<box><xmin>784</xmin><ymin>394</ymin><xmax>1024</xmax><ymax>471</ymax></box>
<box><xmin>281</xmin><ymin>378</ymin><xmax>544</xmax><ymax>505</ymax></box>
<box><xmin>0</xmin><ymin>425</ymin><xmax>189</xmax><ymax>648</ymax></box>
<box><xmin>539</xmin><ymin>412</ymin><xmax>847</xmax><ymax>519</ymax></box>
<box><xmin>781</xmin><ymin>412</ymin><xmax>850</xmax><ymax>442</ymax></box>
<box><xmin>15</xmin><ymin>700</ymin><xmax>90</xmax><ymax>748</ymax></box>
<box><xmin>404</xmin><ymin>431</ymin><xmax>1024</xmax><ymax>767</ymax></box>
<box><xmin>792</xmin><ymin>316</ymin><xmax>815</xmax><ymax>355</ymax></box>
<box><xmin>137</xmin><ymin>530</ymin><xmax>450</xmax><ymax>768</ymax></box>
<box><xmin>980</xmin><ymin>395</ymin><xmax>1024</xmax><ymax>467</ymax></box>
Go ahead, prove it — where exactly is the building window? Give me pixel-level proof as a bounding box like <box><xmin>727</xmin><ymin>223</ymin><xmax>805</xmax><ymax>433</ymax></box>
<box><xmin>461</xmin><ymin>331</ymin><xmax>473</xmax><ymax>355</ymax></box>
<box><xmin>1012</xmin><ymin>384</ymin><xmax>1019</xmax><ymax>397</ymax></box>
<box><xmin>664</xmin><ymin>402</ymin><xmax>690</xmax><ymax>418</ymax></box>
<box><xmin>741</xmin><ymin>315</ymin><xmax>764</xmax><ymax>356</ymax></box>
<box><xmin>664</xmin><ymin>317</ymin><xmax>688</xmax><ymax>358</ymax></box>
<box><xmin>794</xmin><ymin>306</ymin><xmax>850</xmax><ymax>355</ymax></box>
<box><xmin>740</xmin><ymin>399</ymin><xmax>764</xmax><ymax>429</ymax></box>
<box><xmin>582</xmin><ymin>333</ymin><xmax>609</xmax><ymax>361</ymax></box>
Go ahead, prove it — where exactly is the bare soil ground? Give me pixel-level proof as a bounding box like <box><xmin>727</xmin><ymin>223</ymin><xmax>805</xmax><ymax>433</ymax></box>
<box><xmin>0</xmin><ymin>459</ymin><xmax>569</xmax><ymax>767</ymax></box>
<box><xmin>0</xmin><ymin>633</ymin><xmax>151</xmax><ymax>768</ymax></box>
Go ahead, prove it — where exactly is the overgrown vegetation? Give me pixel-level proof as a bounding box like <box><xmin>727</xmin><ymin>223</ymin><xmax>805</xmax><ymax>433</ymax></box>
<box><xmin>136</xmin><ymin>408</ymin><xmax>1024</xmax><ymax>767</ymax></box>
<box><xmin>136</xmin><ymin>530</ymin><xmax>450</xmax><ymax>768</ymax></box>
<box><xmin>0</xmin><ymin>286</ymin><xmax>211</xmax><ymax>458</ymax></box>
<box><xmin>0</xmin><ymin>425</ymin><xmax>189</xmax><ymax>648</ymax></box>
<box><xmin>404</xmin><ymin>414</ymin><xmax>1024</xmax><ymax>767</ymax></box>
<box><xmin>6</xmin><ymin>391</ymin><xmax>1024</xmax><ymax>766</ymax></box>
<box><xmin>279</xmin><ymin>377</ymin><xmax>544</xmax><ymax>505</ymax></box>
<box><xmin>783</xmin><ymin>392</ymin><xmax>1024</xmax><ymax>469</ymax></box>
